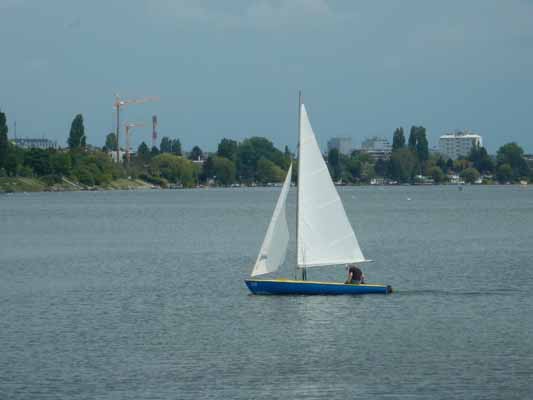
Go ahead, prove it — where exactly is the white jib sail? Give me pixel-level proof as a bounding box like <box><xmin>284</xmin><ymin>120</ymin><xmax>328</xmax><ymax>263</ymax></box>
<box><xmin>297</xmin><ymin>104</ymin><xmax>366</xmax><ymax>268</ymax></box>
<box><xmin>251</xmin><ymin>164</ymin><xmax>292</xmax><ymax>277</ymax></box>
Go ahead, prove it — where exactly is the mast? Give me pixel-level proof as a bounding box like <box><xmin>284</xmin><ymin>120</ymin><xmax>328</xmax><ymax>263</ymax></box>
<box><xmin>296</xmin><ymin>91</ymin><xmax>307</xmax><ymax>280</ymax></box>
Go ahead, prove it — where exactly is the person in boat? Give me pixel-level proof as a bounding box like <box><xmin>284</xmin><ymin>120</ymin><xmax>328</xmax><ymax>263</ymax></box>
<box><xmin>345</xmin><ymin>264</ymin><xmax>365</xmax><ymax>284</ymax></box>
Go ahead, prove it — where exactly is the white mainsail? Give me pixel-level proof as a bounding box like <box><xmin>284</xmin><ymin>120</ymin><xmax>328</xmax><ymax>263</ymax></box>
<box><xmin>297</xmin><ymin>104</ymin><xmax>366</xmax><ymax>268</ymax></box>
<box><xmin>251</xmin><ymin>164</ymin><xmax>293</xmax><ymax>277</ymax></box>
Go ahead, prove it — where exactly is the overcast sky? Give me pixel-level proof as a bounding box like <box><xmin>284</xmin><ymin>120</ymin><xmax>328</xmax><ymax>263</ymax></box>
<box><xmin>1</xmin><ymin>0</ymin><xmax>533</xmax><ymax>153</ymax></box>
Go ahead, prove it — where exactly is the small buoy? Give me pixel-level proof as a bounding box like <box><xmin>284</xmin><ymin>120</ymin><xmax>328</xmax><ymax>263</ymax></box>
<box><xmin>407</xmin><ymin>197</ymin><xmax>411</xmax><ymax>201</ymax></box>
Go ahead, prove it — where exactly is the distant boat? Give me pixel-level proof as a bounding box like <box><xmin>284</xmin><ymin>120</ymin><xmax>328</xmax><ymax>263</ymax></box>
<box><xmin>244</xmin><ymin>95</ymin><xmax>392</xmax><ymax>295</ymax></box>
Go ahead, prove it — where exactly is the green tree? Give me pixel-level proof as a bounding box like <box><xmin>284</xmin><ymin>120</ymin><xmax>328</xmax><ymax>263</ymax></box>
<box><xmin>137</xmin><ymin>142</ymin><xmax>151</xmax><ymax>162</ymax></box>
<box><xmin>436</xmin><ymin>157</ymin><xmax>448</xmax><ymax>174</ymax></box>
<box><xmin>75</xmin><ymin>167</ymin><xmax>95</xmax><ymax>186</ymax></box>
<box><xmin>453</xmin><ymin>159</ymin><xmax>470</xmax><ymax>173</ymax></box>
<box><xmin>213</xmin><ymin>156</ymin><xmax>236</xmax><ymax>185</ymax></box>
<box><xmin>171</xmin><ymin>139</ymin><xmax>182</xmax><ymax>156</ymax></box>
<box><xmin>388</xmin><ymin>148</ymin><xmax>417</xmax><ymax>182</ymax></box>
<box><xmin>151</xmin><ymin>146</ymin><xmax>160</xmax><ymax>157</ymax></box>
<box><xmin>73</xmin><ymin>151</ymin><xmax>120</xmax><ymax>185</ymax></box>
<box><xmin>50</xmin><ymin>152</ymin><xmax>72</xmax><ymax>176</ymax></box>
<box><xmin>5</xmin><ymin>152</ymin><xmax>18</xmax><ymax>176</ymax></box>
<box><xmin>68</xmin><ymin>114</ymin><xmax>86</xmax><ymax>149</ymax></box>
<box><xmin>235</xmin><ymin>137</ymin><xmax>288</xmax><ymax>182</ymax></box>
<box><xmin>428</xmin><ymin>166</ymin><xmax>445</xmax><ymax>183</ymax></box>
<box><xmin>217</xmin><ymin>138</ymin><xmax>238</xmax><ymax>161</ymax></box>
<box><xmin>150</xmin><ymin>153</ymin><xmax>198</xmax><ymax>187</ymax></box>
<box><xmin>392</xmin><ymin>127</ymin><xmax>405</xmax><ymax>150</ymax></box>
<box><xmin>160</xmin><ymin>137</ymin><xmax>172</xmax><ymax>153</ymax></box>
<box><xmin>415</xmin><ymin>128</ymin><xmax>429</xmax><ymax>163</ymax></box>
<box><xmin>352</xmin><ymin>150</ymin><xmax>371</xmax><ymax>164</ymax></box>
<box><xmin>404</xmin><ymin>126</ymin><xmax>428</xmax><ymax>173</ymax></box>
<box><xmin>345</xmin><ymin>157</ymin><xmax>362</xmax><ymax>181</ymax></box>
<box><xmin>496</xmin><ymin>142</ymin><xmax>529</xmax><ymax>180</ymax></box>
<box><xmin>446</xmin><ymin>158</ymin><xmax>454</xmax><ymax>172</ymax></box>
<box><xmin>201</xmin><ymin>155</ymin><xmax>216</xmax><ymax>182</ymax></box>
<box><xmin>328</xmin><ymin>148</ymin><xmax>342</xmax><ymax>181</ymax></box>
<box><xmin>408</xmin><ymin>126</ymin><xmax>417</xmax><ymax>149</ymax></box>
<box><xmin>4</xmin><ymin>144</ymin><xmax>25</xmax><ymax>176</ymax></box>
<box><xmin>468</xmin><ymin>146</ymin><xmax>494</xmax><ymax>174</ymax></box>
<box><xmin>236</xmin><ymin>140</ymin><xmax>256</xmax><ymax>182</ymax></box>
<box><xmin>189</xmin><ymin>145</ymin><xmax>203</xmax><ymax>161</ymax></box>
<box><xmin>496</xmin><ymin>163</ymin><xmax>513</xmax><ymax>183</ymax></box>
<box><xmin>256</xmin><ymin>157</ymin><xmax>285</xmax><ymax>184</ymax></box>
<box><xmin>0</xmin><ymin>110</ymin><xmax>8</xmax><ymax>169</ymax></box>
<box><xmin>104</xmin><ymin>132</ymin><xmax>117</xmax><ymax>151</ymax></box>
<box><xmin>460</xmin><ymin>167</ymin><xmax>480</xmax><ymax>184</ymax></box>
<box><xmin>24</xmin><ymin>149</ymin><xmax>52</xmax><ymax>176</ymax></box>
<box><xmin>497</xmin><ymin>142</ymin><xmax>524</xmax><ymax>167</ymax></box>
<box><xmin>360</xmin><ymin>162</ymin><xmax>376</xmax><ymax>182</ymax></box>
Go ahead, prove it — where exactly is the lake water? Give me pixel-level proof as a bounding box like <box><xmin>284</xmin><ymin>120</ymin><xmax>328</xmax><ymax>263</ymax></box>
<box><xmin>1</xmin><ymin>186</ymin><xmax>532</xmax><ymax>399</ymax></box>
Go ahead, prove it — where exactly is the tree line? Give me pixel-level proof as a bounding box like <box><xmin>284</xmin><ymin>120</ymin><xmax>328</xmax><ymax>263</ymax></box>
<box><xmin>127</xmin><ymin>136</ymin><xmax>292</xmax><ymax>186</ymax></box>
<box><xmin>0</xmin><ymin>111</ymin><xmax>292</xmax><ymax>188</ymax></box>
<box><xmin>327</xmin><ymin>126</ymin><xmax>532</xmax><ymax>184</ymax></box>
<box><xmin>1</xmin><ymin>109</ymin><xmax>532</xmax><ymax>189</ymax></box>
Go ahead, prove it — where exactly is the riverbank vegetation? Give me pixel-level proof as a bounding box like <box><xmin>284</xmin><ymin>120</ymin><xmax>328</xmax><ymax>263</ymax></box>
<box><xmin>0</xmin><ymin>109</ymin><xmax>532</xmax><ymax>192</ymax></box>
<box><xmin>328</xmin><ymin>127</ymin><xmax>532</xmax><ymax>185</ymax></box>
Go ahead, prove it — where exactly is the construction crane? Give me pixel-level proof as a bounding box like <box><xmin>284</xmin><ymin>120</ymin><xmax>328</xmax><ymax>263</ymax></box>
<box><xmin>124</xmin><ymin>122</ymin><xmax>145</xmax><ymax>163</ymax></box>
<box><xmin>114</xmin><ymin>94</ymin><xmax>159</xmax><ymax>163</ymax></box>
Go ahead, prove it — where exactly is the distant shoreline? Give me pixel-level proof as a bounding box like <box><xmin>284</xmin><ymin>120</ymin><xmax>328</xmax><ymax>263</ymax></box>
<box><xmin>0</xmin><ymin>176</ymin><xmax>528</xmax><ymax>194</ymax></box>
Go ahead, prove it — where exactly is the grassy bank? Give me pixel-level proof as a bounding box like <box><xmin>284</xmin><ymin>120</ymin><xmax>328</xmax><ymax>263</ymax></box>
<box><xmin>0</xmin><ymin>177</ymin><xmax>47</xmax><ymax>192</ymax></box>
<box><xmin>0</xmin><ymin>177</ymin><xmax>155</xmax><ymax>193</ymax></box>
<box><xmin>105</xmin><ymin>179</ymin><xmax>154</xmax><ymax>190</ymax></box>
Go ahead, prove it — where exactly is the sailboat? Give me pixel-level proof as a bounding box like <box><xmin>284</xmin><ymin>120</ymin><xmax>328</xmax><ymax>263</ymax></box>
<box><xmin>244</xmin><ymin>97</ymin><xmax>392</xmax><ymax>295</ymax></box>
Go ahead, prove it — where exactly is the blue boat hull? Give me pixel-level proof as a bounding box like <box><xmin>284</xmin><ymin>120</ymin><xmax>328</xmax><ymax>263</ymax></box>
<box><xmin>245</xmin><ymin>279</ymin><xmax>392</xmax><ymax>295</ymax></box>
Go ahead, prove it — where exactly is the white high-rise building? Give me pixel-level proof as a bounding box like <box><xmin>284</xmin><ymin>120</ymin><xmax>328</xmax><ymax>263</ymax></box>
<box><xmin>438</xmin><ymin>131</ymin><xmax>482</xmax><ymax>160</ymax></box>
<box><xmin>327</xmin><ymin>137</ymin><xmax>352</xmax><ymax>156</ymax></box>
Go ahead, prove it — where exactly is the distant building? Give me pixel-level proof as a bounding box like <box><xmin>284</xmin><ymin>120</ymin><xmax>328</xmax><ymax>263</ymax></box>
<box><xmin>13</xmin><ymin>138</ymin><xmax>58</xmax><ymax>150</ymax></box>
<box><xmin>327</xmin><ymin>137</ymin><xmax>352</xmax><ymax>156</ymax></box>
<box><xmin>186</xmin><ymin>151</ymin><xmax>209</xmax><ymax>166</ymax></box>
<box><xmin>360</xmin><ymin>136</ymin><xmax>392</xmax><ymax>160</ymax></box>
<box><xmin>438</xmin><ymin>131</ymin><xmax>482</xmax><ymax>160</ymax></box>
<box><xmin>361</xmin><ymin>136</ymin><xmax>391</xmax><ymax>152</ymax></box>
<box><xmin>109</xmin><ymin>150</ymin><xmax>127</xmax><ymax>163</ymax></box>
